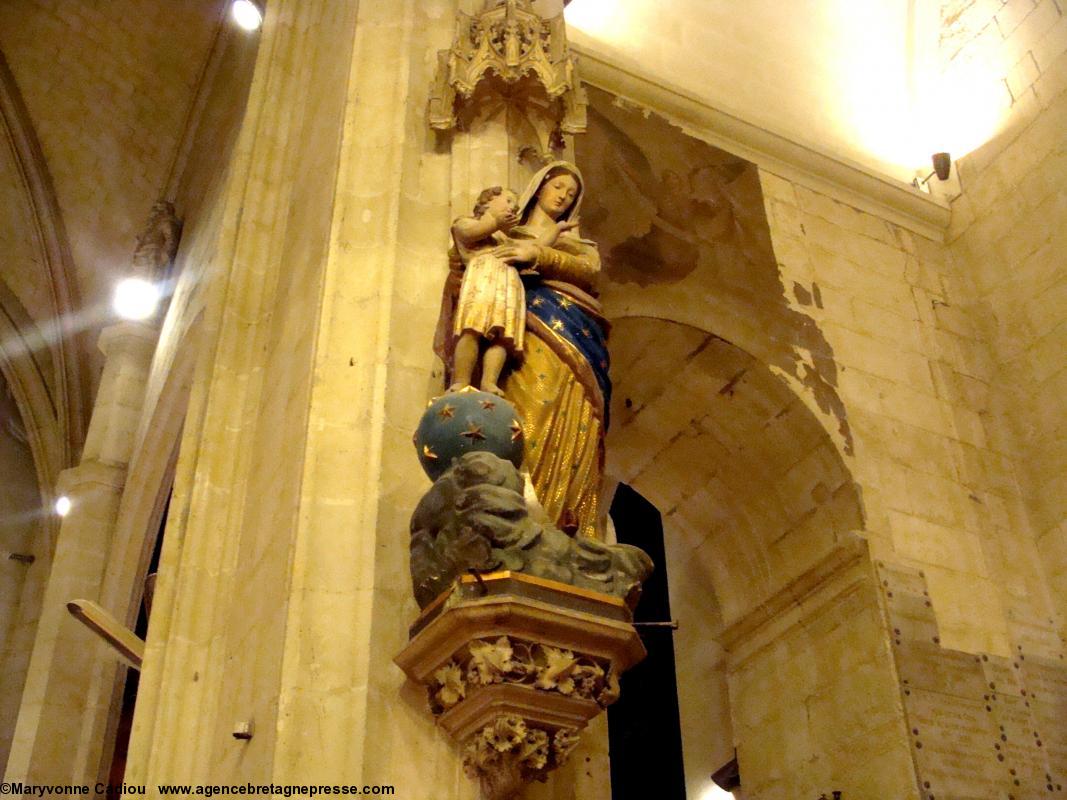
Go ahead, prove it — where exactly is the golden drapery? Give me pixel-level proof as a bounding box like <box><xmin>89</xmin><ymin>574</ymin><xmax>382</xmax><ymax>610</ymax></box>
<box><xmin>452</xmin><ymin>252</ymin><xmax>527</xmax><ymax>354</ymax></box>
<box><xmin>504</xmin><ymin>161</ymin><xmax>608</xmax><ymax>539</ymax></box>
<box><xmin>505</xmin><ymin>316</ymin><xmax>604</xmax><ymax>539</ymax></box>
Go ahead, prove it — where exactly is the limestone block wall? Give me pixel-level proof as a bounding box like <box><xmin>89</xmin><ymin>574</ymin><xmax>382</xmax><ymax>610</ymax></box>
<box><xmin>724</xmin><ymin>546</ymin><xmax>917</xmax><ymax>800</ymax></box>
<box><xmin>877</xmin><ymin>559</ymin><xmax>1067</xmax><ymax>799</ymax></box>
<box><xmin>760</xmin><ymin>166</ymin><xmax>1056</xmax><ymax>660</ymax></box>
<box><xmin>572</xmin><ymin>77</ymin><xmax>1059</xmax><ymax>796</ymax></box>
<box><xmin>940</xmin><ymin>0</ymin><xmax>1066</xmax><ymax>106</ymax></box>
<box><xmin>941</xmin><ymin>0</ymin><xmax>1067</xmax><ymax>625</ymax></box>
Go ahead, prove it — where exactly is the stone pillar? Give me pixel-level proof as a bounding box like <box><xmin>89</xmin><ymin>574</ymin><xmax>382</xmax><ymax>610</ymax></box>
<box><xmin>5</xmin><ymin>322</ymin><xmax>157</xmax><ymax>784</ymax></box>
<box><xmin>123</xmin><ymin>0</ymin><xmax>469</xmax><ymax>789</ymax></box>
<box><xmin>721</xmin><ymin>539</ymin><xmax>921</xmax><ymax>800</ymax></box>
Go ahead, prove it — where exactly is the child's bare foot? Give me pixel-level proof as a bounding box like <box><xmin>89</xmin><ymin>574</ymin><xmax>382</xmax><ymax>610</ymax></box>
<box><xmin>481</xmin><ymin>383</ymin><xmax>506</xmax><ymax>397</ymax></box>
<box><xmin>448</xmin><ymin>382</ymin><xmax>470</xmax><ymax>393</ymax></box>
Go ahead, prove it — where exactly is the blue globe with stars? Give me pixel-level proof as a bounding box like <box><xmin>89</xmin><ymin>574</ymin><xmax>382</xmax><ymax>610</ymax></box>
<box><xmin>413</xmin><ymin>388</ymin><xmax>525</xmax><ymax>481</ymax></box>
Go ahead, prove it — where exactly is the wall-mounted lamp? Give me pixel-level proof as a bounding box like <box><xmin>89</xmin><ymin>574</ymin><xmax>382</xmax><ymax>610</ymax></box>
<box><xmin>913</xmin><ymin>152</ymin><xmax>952</xmax><ymax>190</ymax></box>
<box><xmin>231</xmin><ymin>0</ymin><xmax>263</xmax><ymax>31</ymax></box>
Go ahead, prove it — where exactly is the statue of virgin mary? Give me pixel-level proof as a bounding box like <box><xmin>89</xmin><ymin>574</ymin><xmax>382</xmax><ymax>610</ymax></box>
<box><xmin>436</xmin><ymin>161</ymin><xmax>610</xmax><ymax>539</ymax></box>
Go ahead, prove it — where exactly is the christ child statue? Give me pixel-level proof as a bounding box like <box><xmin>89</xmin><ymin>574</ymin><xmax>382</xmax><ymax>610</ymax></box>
<box><xmin>450</xmin><ymin>185</ymin><xmax>576</xmax><ymax>395</ymax></box>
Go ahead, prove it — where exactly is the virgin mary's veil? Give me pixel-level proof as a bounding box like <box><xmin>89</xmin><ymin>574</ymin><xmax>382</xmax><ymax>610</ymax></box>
<box><xmin>517</xmin><ymin>160</ymin><xmax>586</xmax><ymax>227</ymax></box>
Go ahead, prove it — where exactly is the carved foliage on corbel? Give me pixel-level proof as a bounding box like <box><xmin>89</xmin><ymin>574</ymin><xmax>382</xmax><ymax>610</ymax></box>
<box><xmin>429</xmin><ymin>635</ymin><xmax>616</xmax><ymax>714</ymax></box>
<box><xmin>428</xmin><ymin>0</ymin><xmax>588</xmax><ymax>134</ymax></box>
<box><xmin>462</xmin><ymin>714</ymin><xmax>581</xmax><ymax>800</ymax></box>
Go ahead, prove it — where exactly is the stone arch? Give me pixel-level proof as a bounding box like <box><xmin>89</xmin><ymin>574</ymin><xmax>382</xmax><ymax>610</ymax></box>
<box><xmin>608</xmin><ymin>315</ymin><xmax>865</xmax><ymax>622</ymax></box>
<box><xmin>606</xmin><ymin>315</ymin><xmax>867</xmax><ymax>793</ymax></box>
<box><xmin>0</xmin><ymin>48</ymin><xmax>88</xmax><ymax>489</ymax></box>
<box><xmin>0</xmin><ymin>284</ymin><xmax>64</xmax><ymax>510</ymax></box>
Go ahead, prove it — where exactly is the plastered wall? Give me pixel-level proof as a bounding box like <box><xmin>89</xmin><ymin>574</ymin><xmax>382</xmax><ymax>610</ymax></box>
<box><xmin>566</xmin><ymin>0</ymin><xmax>926</xmax><ymax>179</ymax></box>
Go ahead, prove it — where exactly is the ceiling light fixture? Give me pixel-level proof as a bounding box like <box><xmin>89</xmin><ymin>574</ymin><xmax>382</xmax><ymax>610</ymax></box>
<box><xmin>113</xmin><ymin>277</ymin><xmax>161</xmax><ymax>321</ymax></box>
<box><xmin>55</xmin><ymin>495</ymin><xmax>72</xmax><ymax>517</ymax></box>
<box><xmin>231</xmin><ymin>0</ymin><xmax>263</xmax><ymax>31</ymax></box>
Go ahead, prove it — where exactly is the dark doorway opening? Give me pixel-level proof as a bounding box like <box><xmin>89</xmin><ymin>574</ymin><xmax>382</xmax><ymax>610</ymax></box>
<box><xmin>608</xmin><ymin>483</ymin><xmax>686</xmax><ymax>798</ymax></box>
<box><xmin>107</xmin><ymin>492</ymin><xmax>169</xmax><ymax>785</ymax></box>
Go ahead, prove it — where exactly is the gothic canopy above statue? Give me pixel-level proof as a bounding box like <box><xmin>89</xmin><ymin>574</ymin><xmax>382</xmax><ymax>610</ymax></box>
<box><xmin>428</xmin><ymin>0</ymin><xmax>588</xmax><ymax>135</ymax></box>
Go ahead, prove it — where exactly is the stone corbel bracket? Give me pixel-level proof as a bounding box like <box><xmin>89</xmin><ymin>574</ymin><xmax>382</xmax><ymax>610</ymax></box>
<box><xmin>396</xmin><ymin>574</ymin><xmax>645</xmax><ymax>799</ymax></box>
<box><xmin>428</xmin><ymin>0</ymin><xmax>588</xmax><ymax>134</ymax></box>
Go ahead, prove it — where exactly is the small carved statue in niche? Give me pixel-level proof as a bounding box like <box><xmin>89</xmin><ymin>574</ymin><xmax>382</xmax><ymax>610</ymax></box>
<box><xmin>131</xmin><ymin>200</ymin><xmax>182</xmax><ymax>280</ymax></box>
<box><xmin>450</xmin><ymin>186</ymin><xmax>577</xmax><ymax>395</ymax></box>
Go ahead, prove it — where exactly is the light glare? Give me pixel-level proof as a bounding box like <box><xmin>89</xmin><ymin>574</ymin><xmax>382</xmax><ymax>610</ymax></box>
<box><xmin>564</xmin><ymin>0</ymin><xmax>630</xmax><ymax>42</ymax></box>
<box><xmin>698</xmin><ymin>784</ymin><xmax>734</xmax><ymax>800</ymax></box>
<box><xmin>231</xmin><ymin>0</ymin><xmax>263</xmax><ymax>31</ymax></box>
<box><xmin>55</xmin><ymin>496</ymin><xmax>71</xmax><ymax>517</ymax></box>
<box><xmin>113</xmin><ymin>278</ymin><xmax>160</xmax><ymax>321</ymax></box>
<box><xmin>921</xmin><ymin>59</ymin><xmax>1009</xmax><ymax>161</ymax></box>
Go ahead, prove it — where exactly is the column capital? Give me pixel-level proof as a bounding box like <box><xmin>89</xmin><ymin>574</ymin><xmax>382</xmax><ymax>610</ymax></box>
<box><xmin>97</xmin><ymin>321</ymin><xmax>159</xmax><ymax>361</ymax></box>
<box><xmin>57</xmin><ymin>460</ymin><xmax>128</xmax><ymax>494</ymax></box>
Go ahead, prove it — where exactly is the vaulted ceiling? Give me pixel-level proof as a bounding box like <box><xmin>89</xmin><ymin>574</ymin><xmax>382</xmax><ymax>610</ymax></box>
<box><xmin>0</xmin><ymin>0</ymin><xmax>222</xmax><ymax>316</ymax></box>
<box><xmin>0</xmin><ymin>0</ymin><xmax>226</xmax><ymax>477</ymax></box>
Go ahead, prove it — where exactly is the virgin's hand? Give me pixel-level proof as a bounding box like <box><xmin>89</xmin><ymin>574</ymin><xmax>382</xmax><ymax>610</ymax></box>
<box><xmin>493</xmin><ymin>242</ymin><xmax>539</xmax><ymax>264</ymax></box>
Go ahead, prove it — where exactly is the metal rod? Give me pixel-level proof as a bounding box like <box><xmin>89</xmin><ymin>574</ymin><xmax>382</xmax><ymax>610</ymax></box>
<box><xmin>633</xmin><ymin>620</ymin><xmax>679</xmax><ymax>629</ymax></box>
<box><xmin>467</xmin><ymin>569</ymin><xmax>489</xmax><ymax>596</ymax></box>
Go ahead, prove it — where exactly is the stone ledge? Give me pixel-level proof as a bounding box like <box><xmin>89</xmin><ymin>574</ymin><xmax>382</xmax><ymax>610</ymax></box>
<box><xmin>396</xmin><ymin>590</ymin><xmax>646</xmax><ymax>685</ymax></box>
<box><xmin>438</xmin><ymin>683</ymin><xmax>600</xmax><ymax>741</ymax></box>
<box><xmin>720</xmin><ymin>534</ymin><xmax>872</xmax><ymax>666</ymax></box>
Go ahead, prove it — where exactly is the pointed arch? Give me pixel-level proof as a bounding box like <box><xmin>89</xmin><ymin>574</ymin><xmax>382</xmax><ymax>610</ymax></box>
<box><xmin>0</xmin><ymin>47</ymin><xmax>89</xmax><ymax>492</ymax></box>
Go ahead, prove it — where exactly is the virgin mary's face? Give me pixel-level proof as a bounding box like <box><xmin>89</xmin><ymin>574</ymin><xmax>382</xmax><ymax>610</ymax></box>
<box><xmin>536</xmin><ymin>173</ymin><xmax>579</xmax><ymax>219</ymax></box>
